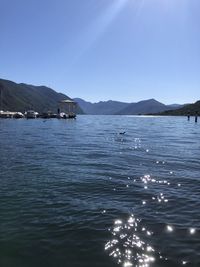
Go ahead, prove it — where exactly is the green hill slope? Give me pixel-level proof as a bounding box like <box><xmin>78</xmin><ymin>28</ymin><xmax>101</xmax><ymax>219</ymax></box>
<box><xmin>0</xmin><ymin>78</ymin><xmax>83</xmax><ymax>114</ymax></box>
<box><xmin>158</xmin><ymin>101</ymin><xmax>200</xmax><ymax>116</ymax></box>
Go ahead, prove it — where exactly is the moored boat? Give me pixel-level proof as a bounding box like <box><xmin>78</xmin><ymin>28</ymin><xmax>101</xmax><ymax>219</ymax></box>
<box><xmin>25</xmin><ymin>110</ymin><xmax>38</xmax><ymax>119</ymax></box>
<box><xmin>58</xmin><ymin>112</ymin><xmax>76</xmax><ymax>119</ymax></box>
<box><xmin>13</xmin><ymin>112</ymin><xmax>24</xmax><ymax>119</ymax></box>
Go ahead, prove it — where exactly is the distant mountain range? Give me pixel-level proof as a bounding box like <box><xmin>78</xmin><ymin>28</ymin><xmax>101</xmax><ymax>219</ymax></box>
<box><xmin>0</xmin><ymin>78</ymin><xmax>84</xmax><ymax>114</ymax></box>
<box><xmin>74</xmin><ymin>98</ymin><xmax>183</xmax><ymax>115</ymax></box>
<box><xmin>73</xmin><ymin>98</ymin><xmax>128</xmax><ymax>115</ymax></box>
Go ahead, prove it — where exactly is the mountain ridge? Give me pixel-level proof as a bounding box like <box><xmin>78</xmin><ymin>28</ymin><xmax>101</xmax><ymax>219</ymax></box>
<box><xmin>0</xmin><ymin>78</ymin><xmax>84</xmax><ymax>114</ymax></box>
<box><xmin>157</xmin><ymin>100</ymin><xmax>200</xmax><ymax>116</ymax></box>
<box><xmin>74</xmin><ymin>97</ymin><xmax>183</xmax><ymax>115</ymax></box>
<box><xmin>73</xmin><ymin>98</ymin><xmax>129</xmax><ymax>115</ymax></box>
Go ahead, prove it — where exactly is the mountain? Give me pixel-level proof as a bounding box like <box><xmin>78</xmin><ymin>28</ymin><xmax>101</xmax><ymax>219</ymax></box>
<box><xmin>74</xmin><ymin>98</ymin><xmax>129</xmax><ymax>115</ymax></box>
<box><xmin>158</xmin><ymin>100</ymin><xmax>200</xmax><ymax>116</ymax></box>
<box><xmin>0</xmin><ymin>78</ymin><xmax>84</xmax><ymax>114</ymax></box>
<box><xmin>116</xmin><ymin>99</ymin><xmax>164</xmax><ymax>115</ymax></box>
<box><xmin>75</xmin><ymin>97</ymin><xmax>182</xmax><ymax>115</ymax></box>
<box><xmin>116</xmin><ymin>99</ymin><xmax>182</xmax><ymax>115</ymax></box>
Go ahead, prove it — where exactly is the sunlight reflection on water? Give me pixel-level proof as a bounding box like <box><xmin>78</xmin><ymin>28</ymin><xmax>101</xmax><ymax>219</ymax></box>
<box><xmin>105</xmin><ymin>214</ymin><xmax>155</xmax><ymax>267</ymax></box>
<box><xmin>105</xmin><ymin>155</ymin><xmax>198</xmax><ymax>267</ymax></box>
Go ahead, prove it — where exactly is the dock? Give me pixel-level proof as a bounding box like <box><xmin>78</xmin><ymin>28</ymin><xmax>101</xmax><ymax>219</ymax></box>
<box><xmin>0</xmin><ymin>98</ymin><xmax>77</xmax><ymax>119</ymax></box>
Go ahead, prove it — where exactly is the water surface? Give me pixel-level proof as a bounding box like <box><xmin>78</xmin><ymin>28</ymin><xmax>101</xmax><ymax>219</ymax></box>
<box><xmin>0</xmin><ymin>116</ymin><xmax>199</xmax><ymax>267</ymax></box>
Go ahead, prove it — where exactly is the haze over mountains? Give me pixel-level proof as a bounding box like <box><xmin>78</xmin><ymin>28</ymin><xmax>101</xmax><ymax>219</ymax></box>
<box><xmin>73</xmin><ymin>98</ymin><xmax>128</xmax><ymax>115</ymax></box>
<box><xmin>74</xmin><ymin>98</ymin><xmax>183</xmax><ymax>115</ymax></box>
<box><xmin>1</xmin><ymin>78</ymin><xmax>199</xmax><ymax>116</ymax></box>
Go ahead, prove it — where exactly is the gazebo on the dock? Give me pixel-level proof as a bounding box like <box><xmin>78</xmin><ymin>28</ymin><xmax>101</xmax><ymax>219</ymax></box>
<box><xmin>58</xmin><ymin>99</ymin><xmax>77</xmax><ymax>118</ymax></box>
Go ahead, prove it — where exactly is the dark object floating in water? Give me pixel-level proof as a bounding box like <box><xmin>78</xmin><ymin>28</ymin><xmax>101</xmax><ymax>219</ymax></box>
<box><xmin>119</xmin><ymin>131</ymin><xmax>126</xmax><ymax>135</ymax></box>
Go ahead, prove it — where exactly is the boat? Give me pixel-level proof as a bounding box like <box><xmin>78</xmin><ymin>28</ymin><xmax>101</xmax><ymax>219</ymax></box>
<box><xmin>0</xmin><ymin>111</ymin><xmax>15</xmax><ymax>118</ymax></box>
<box><xmin>68</xmin><ymin>112</ymin><xmax>76</xmax><ymax>119</ymax></box>
<box><xmin>39</xmin><ymin>112</ymin><xmax>57</xmax><ymax>119</ymax></box>
<box><xmin>13</xmin><ymin>112</ymin><xmax>24</xmax><ymax>119</ymax></box>
<box><xmin>59</xmin><ymin>112</ymin><xmax>76</xmax><ymax>119</ymax></box>
<box><xmin>25</xmin><ymin>110</ymin><xmax>38</xmax><ymax>119</ymax></box>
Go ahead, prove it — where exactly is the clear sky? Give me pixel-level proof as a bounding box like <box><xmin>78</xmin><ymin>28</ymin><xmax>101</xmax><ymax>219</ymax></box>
<box><xmin>0</xmin><ymin>0</ymin><xmax>199</xmax><ymax>104</ymax></box>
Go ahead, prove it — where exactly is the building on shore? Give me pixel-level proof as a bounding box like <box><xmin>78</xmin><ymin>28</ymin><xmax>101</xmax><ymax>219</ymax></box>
<box><xmin>58</xmin><ymin>100</ymin><xmax>77</xmax><ymax>119</ymax></box>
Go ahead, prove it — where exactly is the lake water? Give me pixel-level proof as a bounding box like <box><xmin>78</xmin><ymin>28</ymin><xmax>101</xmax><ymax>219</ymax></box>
<box><xmin>0</xmin><ymin>115</ymin><xmax>199</xmax><ymax>267</ymax></box>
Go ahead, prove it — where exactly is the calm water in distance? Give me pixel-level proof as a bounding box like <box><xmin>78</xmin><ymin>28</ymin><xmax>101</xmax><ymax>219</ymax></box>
<box><xmin>0</xmin><ymin>115</ymin><xmax>200</xmax><ymax>267</ymax></box>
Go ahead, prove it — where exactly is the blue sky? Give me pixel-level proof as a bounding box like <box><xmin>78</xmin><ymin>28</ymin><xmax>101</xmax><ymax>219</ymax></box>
<box><xmin>0</xmin><ymin>0</ymin><xmax>199</xmax><ymax>104</ymax></box>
